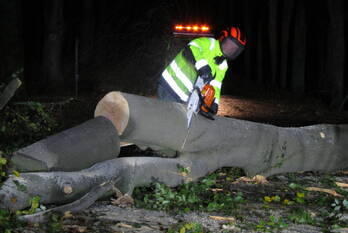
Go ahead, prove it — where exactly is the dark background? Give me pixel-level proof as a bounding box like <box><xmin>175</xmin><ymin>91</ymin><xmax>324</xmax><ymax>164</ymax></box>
<box><xmin>0</xmin><ymin>0</ymin><xmax>347</xmax><ymax>109</ymax></box>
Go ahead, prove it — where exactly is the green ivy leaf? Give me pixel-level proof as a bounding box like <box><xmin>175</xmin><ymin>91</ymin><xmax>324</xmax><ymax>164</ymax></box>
<box><xmin>343</xmin><ymin>199</ymin><xmax>348</xmax><ymax>209</ymax></box>
<box><xmin>0</xmin><ymin>157</ymin><xmax>7</xmax><ymax>166</ymax></box>
<box><xmin>12</xmin><ymin>170</ymin><xmax>20</xmax><ymax>177</ymax></box>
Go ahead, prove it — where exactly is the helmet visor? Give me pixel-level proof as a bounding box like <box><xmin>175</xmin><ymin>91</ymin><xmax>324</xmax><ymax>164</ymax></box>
<box><xmin>221</xmin><ymin>38</ymin><xmax>244</xmax><ymax>60</ymax></box>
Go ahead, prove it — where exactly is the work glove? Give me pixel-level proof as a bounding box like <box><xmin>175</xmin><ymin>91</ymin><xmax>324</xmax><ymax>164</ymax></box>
<box><xmin>201</xmin><ymin>73</ymin><xmax>213</xmax><ymax>83</ymax></box>
<box><xmin>198</xmin><ymin>66</ymin><xmax>213</xmax><ymax>83</ymax></box>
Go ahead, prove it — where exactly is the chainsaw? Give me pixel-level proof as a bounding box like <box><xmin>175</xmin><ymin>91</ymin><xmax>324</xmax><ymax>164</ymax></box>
<box><xmin>186</xmin><ymin>76</ymin><xmax>215</xmax><ymax>128</ymax></box>
<box><xmin>181</xmin><ymin>76</ymin><xmax>215</xmax><ymax>149</ymax></box>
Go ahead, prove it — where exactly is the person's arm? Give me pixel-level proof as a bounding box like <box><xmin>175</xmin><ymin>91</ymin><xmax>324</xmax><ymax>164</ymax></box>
<box><xmin>209</xmin><ymin>59</ymin><xmax>228</xmax><ymax>114</ymax></box>
<box><xmin>186</xmin><ymin>38</ymin><xmax>214</xmax><ymax>83</ymax></box>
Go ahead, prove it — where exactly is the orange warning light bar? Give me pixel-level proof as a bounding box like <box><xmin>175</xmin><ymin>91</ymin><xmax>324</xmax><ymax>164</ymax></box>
<box><xmin>173</xmin><ymin>24</ymin><xmax>213</xmax><ymax>37</ymax></box>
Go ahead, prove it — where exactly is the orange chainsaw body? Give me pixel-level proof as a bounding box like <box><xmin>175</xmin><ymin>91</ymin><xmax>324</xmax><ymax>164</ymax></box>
<box><xmin>200</xmin><ymin>84</ymin><xmax>215</xmax><ymax>113</ymax></box>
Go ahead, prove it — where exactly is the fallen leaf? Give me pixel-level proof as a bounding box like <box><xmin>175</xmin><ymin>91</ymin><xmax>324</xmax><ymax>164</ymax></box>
<box><xmin>111</xmin><ymin>194</ymin><xmax>134</xmax><ymax>206</ymax></box>
<box><xmin>63</xmin><ymin>211</ymin><xmax>74</xmax><ymax>219</ymax></box>
<box><xmin>232</xmin><ymin>175</ymin><xmax>269</xmax><ymax>184</ymax></box>
<box><xmin>10</xmin><ymin>197</ymin><xmax>17</xmax><ymax>203</ymax></box>
<box><xmin>305</xmin><ymin>187</ymin><xmax>343</xmax><ymax>197</ymax></box>
<box><xmin>12</xmin><ymin>170</ymin><xmax>20</xmax><ymax>177</ymax></box>
<box><xmin>210</xmin><ymin>188</ymin><xmax>224</xmax><ymax>192</ymax></box>
<box><xmin>335</xmin><ymin>182</ymin><xmax>348</xmax><ymax>188</ymax></box>
<box><xmin>209</xmin><ymin>215</ymin><xmax>235</xmax><ymax>222</ymax></box>
<box><xmin>77</xmin><ymin>226</ymin><xmax>87</xmax><ymax>232</ymax></box>
<box><xmin>116</xmin><ymin>223</ymin><xmax>133</xmax><ymax>228</ymax></box>
<box><xmin>253</xmin><ymin>175</ymin><xmax>269</xmax><ymax>184</ymax></box>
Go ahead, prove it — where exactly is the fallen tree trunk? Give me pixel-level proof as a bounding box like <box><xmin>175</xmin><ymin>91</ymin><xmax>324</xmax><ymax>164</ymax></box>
<box><xmin>11</xmin><ymin>116</ymin><xmax>120</xmax><ymax>172</ymax></box>
<box><xmin>1</xmin><ymin>91</ymin><xmax>348</xmax><ymax>212</ymax></box>
<box><xmin>0</xmin><ymin>156</ymin><xmax>202</xmax><ymax>211</ymax></box>
<box><xmin>18</xmin><ymin>181</ymin><xmax>115</xmax><ymax>223</ymax></box>
<box><xmin>96</xmin><ymin>92</ymin><xmax>348</xmax><ymax>176</ymax></box>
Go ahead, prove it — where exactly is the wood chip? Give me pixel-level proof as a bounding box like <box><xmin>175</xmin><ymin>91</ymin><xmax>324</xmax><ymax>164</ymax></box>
<box><xmin>305</xmin><ymin>187</ymin><xmax>343</xmax><ymax>197</ymax></box>
<box><xmin>335</xmin><ymin>182</ymin><xmax>348</xmax><ymax>188</ymax></box>
<box><xmin>209</xmin><ymin>216</ymin><xmax>235</xmax><ymax>222</ymax></box>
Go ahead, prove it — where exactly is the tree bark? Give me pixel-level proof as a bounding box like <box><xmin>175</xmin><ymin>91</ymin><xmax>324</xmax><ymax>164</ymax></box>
<box><xmin>1</xmin><ymin>92</ymin><xmax>348</xmax><ymax>212</ymax></box>
<box><xmin>42</xmin><ymin>0</ymin><xmax>64</xmax><ymax>92</ymax></box>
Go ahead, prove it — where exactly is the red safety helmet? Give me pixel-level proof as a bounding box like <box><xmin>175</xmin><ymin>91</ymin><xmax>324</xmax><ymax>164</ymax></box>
<box><xmin>219</xmin><ymin>26</ymin><xmax>246</xmax><ymax>60</ymax></box>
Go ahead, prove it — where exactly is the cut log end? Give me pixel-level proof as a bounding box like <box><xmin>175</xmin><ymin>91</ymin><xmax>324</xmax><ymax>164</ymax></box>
<box><xmin>94</xmin><ymin>91</ymin><xmax>129</xmax><ymax>135</ymax></box>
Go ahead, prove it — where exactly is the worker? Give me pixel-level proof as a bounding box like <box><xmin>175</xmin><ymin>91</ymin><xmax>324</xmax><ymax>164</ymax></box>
<box><xmin>157</xmin><ymin>26</ymin><xmax>247</xmax><ymax>114</ymax></box>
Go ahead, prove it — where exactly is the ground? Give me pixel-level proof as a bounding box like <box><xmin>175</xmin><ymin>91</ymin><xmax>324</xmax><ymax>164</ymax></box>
<box><xmin>3</xmin><ymin>86</ymin><xmax>348</xmax><ymax>233</ymax></box>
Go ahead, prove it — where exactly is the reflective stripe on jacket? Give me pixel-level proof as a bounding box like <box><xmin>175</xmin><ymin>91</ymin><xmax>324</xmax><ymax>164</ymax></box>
<box><xmin>160</xmin><ymin>37</ymin><xmax>228</xmax><ymax>104</ymax></box>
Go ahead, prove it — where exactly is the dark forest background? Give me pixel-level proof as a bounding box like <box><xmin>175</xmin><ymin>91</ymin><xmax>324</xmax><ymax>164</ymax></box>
<box><xmin>0</xmin><ymin>0</ymin><xmax>347</xmax><ymax>109</ymax></box>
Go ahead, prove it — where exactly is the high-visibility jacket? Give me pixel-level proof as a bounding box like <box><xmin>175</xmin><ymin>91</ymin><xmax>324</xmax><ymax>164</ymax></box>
<box><xmin>159</xmin><ymin>37</ymin><xmax>228</xmax><ymax>105</ymax></box>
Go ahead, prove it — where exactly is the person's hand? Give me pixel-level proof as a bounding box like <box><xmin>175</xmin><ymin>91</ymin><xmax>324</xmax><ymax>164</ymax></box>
<box><xmin>198</xmin><ymin>66</ymin><xmax>213</xmax><ymax>83</ymax></box>
<box><xmin>200</xmin><ymin>73</ymin><xmax>213</xmax><ymax>83</ymax></box>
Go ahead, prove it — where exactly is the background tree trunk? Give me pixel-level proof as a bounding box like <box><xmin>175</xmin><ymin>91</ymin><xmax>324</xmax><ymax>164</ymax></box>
<box><xmin>279</xmin><ymin>0</ymin><xmax>294</xmax><ymax>89</ymax></box>
<box><xmin>326</xmin><ymin>0</ymin><xmax>345</xmax><ymax>108</ymax></box>
<box><xmin>290</xmin><ymin>0</ymin><xmax>306</xmax><ymax>94</ymax></box>
<box><xmin>256</xmin><ymin>19</ymin><xmax>264</xmax><ymax>84</ymax></box>
<box><xmin>268</xmin><ymin>0</ymin><xmax>278</xmax><ymax>86</ymax></box>
<box><xmin>42</xmin><ymin>0</ymin><xmax>64</xmax><ymax>92</ymax></box>
<box><xmin>79</xmin><ymin>0</ymin><xmax>95</xmax><ymax>66</ymax></box>
<box><xmin>243</xmin><ymin>0</ymin><xmax>252</xmax><ymax>82</ymax></box>
<box><xmin>22</xmin><ymin>0</ymin><xmax>43</xmax><ymax>94</ymax></box>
